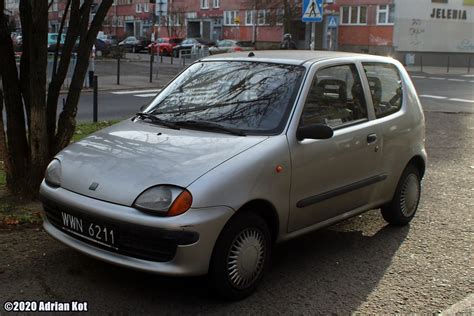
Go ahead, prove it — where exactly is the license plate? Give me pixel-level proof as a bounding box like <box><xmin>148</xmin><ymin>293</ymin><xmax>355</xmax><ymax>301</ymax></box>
<box><xmin>61</xmin><ymin>212</ymin><xmax>118</xmax><ymax>249</ymax></box>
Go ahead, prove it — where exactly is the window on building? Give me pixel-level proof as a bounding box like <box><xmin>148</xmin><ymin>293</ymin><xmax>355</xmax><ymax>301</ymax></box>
<box><xmin>201</xmin><ymin>0</ymin><xmax>209</xmax><ymax>9</ymax></box>
<box><xmin>276</xmin><ymin>9</ymin><xmax>284</xmax><ymax>25</ymax></box>
<box><xmin>213</xmin><ymin>0</ymin><xmax>220</xmax><ymax>8</ymax></box>
<box><xmin>257</xmin><ymin>9</ymin><xmax>270</xmax><ymax>25</ymax></box>
<box><xmin>377</xmin><ymin>4</ymin><xmax>395</xmax><ymax>25</ymax></box>
<box><xmin>224</xmin><ymin>10</ymin><xmax>239</xmax><ymax>26</ymax></box>
<box><xmin>341</xmin><ymin>6</ymin><xmax>367</xmax><ymax>25</ymax></box>
<box><xmin>48</xmin><ymin>0</ymin><xmax>58</xmax><ymax>12</ymax></box>
<box><xmin>245</xmin><ymin>10</ymin><xmax>254</xmax><ymax>25</ymax></box>
<box><xmin>117</xmin><ymin>0</ymin><xmax>132</xmax><ymax>5</ymax></box>
<box><xmin>143</xmin><ymin>3</ymin><xmax>148</xmax><ymax>12</ymax></box>
<box><xmin>168</xmin><ymin>14</ymin><xmax>182</xmax><ymax>26</ymax></box>
<box><xmin>136</xmin><ymin>3</ymin><xmax>142</xmax><ymax>13</ymax></box>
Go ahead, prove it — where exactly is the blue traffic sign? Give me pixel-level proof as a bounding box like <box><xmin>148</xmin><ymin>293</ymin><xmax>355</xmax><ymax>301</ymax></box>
<box><xmin>327</xmin><ymin>15</ymin><xmax>339</xmax><ymax>28</ymax></box>
<box><xmin>302</xmin><ymin>0</ymin><xmax>323</xmax><ymax>22</ymax></box>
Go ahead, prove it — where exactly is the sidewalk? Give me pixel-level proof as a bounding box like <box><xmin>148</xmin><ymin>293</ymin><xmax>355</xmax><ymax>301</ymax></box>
<box><xmin>406</xmin><ymin>66</ymin><xmax>472</xmax><ymax>75</ymax></box>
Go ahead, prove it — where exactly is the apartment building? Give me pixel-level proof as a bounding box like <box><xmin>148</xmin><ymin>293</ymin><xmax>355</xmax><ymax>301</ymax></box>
<box><xmin>325</xmin><ymin>0</ymin><xmax>396</xmax><ymax>55</ymax></box>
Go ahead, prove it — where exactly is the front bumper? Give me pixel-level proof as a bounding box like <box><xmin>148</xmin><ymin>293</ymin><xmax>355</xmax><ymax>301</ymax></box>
<box><xmin>40</xmin><ymin>182</ymin><xmax>234</xmax><ymax>276</ymax></box>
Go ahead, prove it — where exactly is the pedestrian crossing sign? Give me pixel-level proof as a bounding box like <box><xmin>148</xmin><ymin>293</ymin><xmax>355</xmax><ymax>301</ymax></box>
<box><xmin>302</xmin><ymin>0</ymin><xmax>323</xmax><ymax>22</ymax></box>
<box><xmin>328</xmin><ymin>15</ymin><xmax>338</xmax><ymax>28</ymax></box>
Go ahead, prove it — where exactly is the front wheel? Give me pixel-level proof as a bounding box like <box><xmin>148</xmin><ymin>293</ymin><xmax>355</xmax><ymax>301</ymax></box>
<box><xmin>381</xmin><ymin>164</ymin><xmax>421</xmax><ymax>226</ymax></box>
<box><xmin>209</xmin><ymin>212</ymin><xmax>271</xmax><ymax>301</ymax></box>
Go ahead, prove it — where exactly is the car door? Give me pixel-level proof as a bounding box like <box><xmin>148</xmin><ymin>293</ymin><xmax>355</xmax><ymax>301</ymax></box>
<box><xmin>288</xmin><ymin>61</ymin><xmax>384</xmax><ymax>232</ymax></box>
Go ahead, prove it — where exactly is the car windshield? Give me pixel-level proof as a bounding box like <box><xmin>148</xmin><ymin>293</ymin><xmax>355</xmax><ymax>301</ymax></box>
<box><xmin>144</xmin><ymin>61</ymin><xmax>305</xmax><ymax>135</ymax></box>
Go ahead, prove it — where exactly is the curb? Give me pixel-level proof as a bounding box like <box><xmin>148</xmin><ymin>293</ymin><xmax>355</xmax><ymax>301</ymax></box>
<box><xmin>441</xmin><ymin>293</ymin><xmax>474</xmax><ymax>315</ymax></box>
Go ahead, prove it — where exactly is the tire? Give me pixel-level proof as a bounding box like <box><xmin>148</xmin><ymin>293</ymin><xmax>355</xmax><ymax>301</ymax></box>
<box><xmin>381</xmin><ymin>164</ymin><xmax>421</xmax><ymax>226</ymax></box>
<box><xmin>209</xmin><ymin>212</ymin><xmax>271</xmax><ymax>301</ymax></box>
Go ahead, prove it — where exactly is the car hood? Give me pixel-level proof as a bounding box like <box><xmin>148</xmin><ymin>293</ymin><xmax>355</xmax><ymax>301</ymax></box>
<box><xmin>56</xmin><ymin>119</ymin><xmax>267</xmax><ymax>206</ymax></box>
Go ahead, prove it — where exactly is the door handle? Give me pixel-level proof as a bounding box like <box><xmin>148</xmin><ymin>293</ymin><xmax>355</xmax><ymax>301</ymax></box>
<box><xmin>367</xmin><ymin>133</ymin><xmax>377</xmax><ymax>144</ymax></box>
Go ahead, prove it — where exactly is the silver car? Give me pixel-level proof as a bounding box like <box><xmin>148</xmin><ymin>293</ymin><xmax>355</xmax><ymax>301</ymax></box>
<box><xmin>41</xmin><ymin>51</ymin><xmax>426</xmax><ymax>300</ymax></box>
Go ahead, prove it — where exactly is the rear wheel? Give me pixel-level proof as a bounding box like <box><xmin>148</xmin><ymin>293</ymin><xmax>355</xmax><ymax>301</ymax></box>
<box><xmin>209</xmin><ymin>212</ymin><xmax>271</xmax><ymax>301</ymax></box>
<box><xmin>381</xmin><ymin>164</ymin><xmax>421</xmax><ymax>226</ymax></box>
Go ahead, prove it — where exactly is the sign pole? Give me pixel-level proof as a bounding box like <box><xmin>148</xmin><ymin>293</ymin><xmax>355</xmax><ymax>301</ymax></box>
<box><xmin>302</xmin><ymin>0</ymin><xmax>323</xmax><ymax>51</ymax></box>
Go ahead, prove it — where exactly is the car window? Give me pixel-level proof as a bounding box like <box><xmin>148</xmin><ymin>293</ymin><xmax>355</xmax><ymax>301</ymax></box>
<box><xmin>182</xmin><ymin>39</ymin><xmax>192</xmax><ymax>45</ymax></box>
<box><xmin>362</xmin><ymin>62</ymin><xmax>403</xmax><ymax>119</ymax></box>
<box><xmin>301</xmin><ymin>64</ymin><xmax>368</xmax><ymax>129</ymax></box>
<box><xmin>146</xmin><ymin>61</ymin><xmax>305</xmax><ymax>135</ymax></box>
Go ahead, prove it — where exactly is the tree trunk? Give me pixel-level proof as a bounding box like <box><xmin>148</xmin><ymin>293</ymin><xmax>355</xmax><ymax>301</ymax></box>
<box><xmin>24</xmin><ymin>0</ymin><xmax>50</xmax><ymax>192</ymax></box>
<box><xmin>1</xmin><ymin>0</ymin><xmax>113</xmax><ymax>197</ymax></box>
<box><xmin>0</xmin><ymin>6</ymin><xmax>29</xmax><ymax>194</ymax></box>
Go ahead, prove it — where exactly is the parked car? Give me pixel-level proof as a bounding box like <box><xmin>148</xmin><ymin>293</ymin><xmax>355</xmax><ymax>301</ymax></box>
<box><xmin>209</xmin><ymin>39</ymin><xmax>254</xmax><ymax>55</ymax></box>
<box><xmin>94</xmin><ymin>39</ymin><xmax>111</xmax><ymax>57</ymax></box>
<box><xmin>104</xmin><ymin>35</ymin><xmax>119</xmax><ymax>46</ymax></box>
<box><xmin>40</xmin><ymin>51</ymin><xmax>426</xmax><ymax>301</ymax></box>
<box><xmin>47</xmin><ymin>33</ymin><xmax>66</xmax><ymax>52</ymax></box>
<box><xmin>172</xmin><ymin>38</ymin><xmax>213</xmax><ymax>57</ymax></box>
<box><xmin>148</xmin><ymin>37</ymin><xmax>183</xmax><ymax>56</ymax></box>
<box><xmin>118</xmin><ymin>36</ymin><xmax>146</xmax><ymax>53</ymax></box>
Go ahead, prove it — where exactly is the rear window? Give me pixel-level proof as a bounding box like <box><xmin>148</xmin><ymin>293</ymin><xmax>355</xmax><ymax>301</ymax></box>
<box><xmin>362</xmin><ymin>62</ymin><xmax>403</xmax><ymax>118</ymax></box>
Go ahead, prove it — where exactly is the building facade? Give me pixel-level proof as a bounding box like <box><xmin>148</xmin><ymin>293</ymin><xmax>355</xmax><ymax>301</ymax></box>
<box><xmin>392</xmin><ymin>0</ymin><xmax>474</xmax><ymax>66</ymax></box>
<box><xmin>323</xmin><ymin>0</ymin><xmax>396</xmax><ymax>55</ymax></box>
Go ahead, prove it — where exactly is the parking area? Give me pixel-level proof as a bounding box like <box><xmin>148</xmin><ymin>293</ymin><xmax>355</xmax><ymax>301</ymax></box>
<box><xmin>0</xmin><ymin>111</ymin><xmax>472</xmax><ymax>313</ymax></box>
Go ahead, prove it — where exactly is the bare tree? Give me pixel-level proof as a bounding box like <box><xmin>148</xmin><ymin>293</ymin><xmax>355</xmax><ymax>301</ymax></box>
<box><xmin>0</xmin><ymin>0</ymin><xmax>114</xmax><ymax>197</ymax></box>
<box><xmin>242</xmin><ymin>0</ymin><xmax>301</xmax><ymax>45</ymax></box>
<box><xmin>163</xmin><ymin>1</ymin><xmax>187</xmax><ymax>38</ymax></box>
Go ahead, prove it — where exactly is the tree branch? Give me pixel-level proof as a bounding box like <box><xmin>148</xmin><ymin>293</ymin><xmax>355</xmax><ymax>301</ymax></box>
<box><xmin>52</xmin><ymin>0</ymin><xmax>71</xmax><ymax>77</ymax></box>
<box><xmin>55</xmin><ymin>0</ymin><xmax>114</xmax><ymax>152</ymax></box>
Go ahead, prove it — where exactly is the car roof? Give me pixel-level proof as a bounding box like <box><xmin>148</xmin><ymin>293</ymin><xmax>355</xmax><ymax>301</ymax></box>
<box><xmin>202</xmin><ymin>50</ymin><xmax>396</xmax><ymax>66</ymax></box>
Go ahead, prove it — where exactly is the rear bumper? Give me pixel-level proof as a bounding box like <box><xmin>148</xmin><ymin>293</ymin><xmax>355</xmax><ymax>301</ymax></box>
<box><xmin>40</xmin><ymin>182</ymin><xmax>234</xmax><ymax>276</ymax></box>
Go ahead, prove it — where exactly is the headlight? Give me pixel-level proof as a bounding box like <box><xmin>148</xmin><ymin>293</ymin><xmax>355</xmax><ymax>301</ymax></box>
<box><xmin>45</xmin><ymin>159</ymin><xmax>61</xmax><ymax>188</ymax></box>
<box><xmin>133</xmin><ymin>185</ymin><xmax>192</xmax><ymax>217</ymax></box>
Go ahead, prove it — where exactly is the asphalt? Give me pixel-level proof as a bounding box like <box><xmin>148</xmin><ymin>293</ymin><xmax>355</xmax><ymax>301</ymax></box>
<box><xmin>0</xmin><ymin>111</ymin><xmax>472</xmax><ymax>313</ymax></box>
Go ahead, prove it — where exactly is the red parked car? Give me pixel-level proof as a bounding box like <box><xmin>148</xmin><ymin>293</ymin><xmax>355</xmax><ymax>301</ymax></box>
<box><xmin>148</xmin><ymin>37</ymin><xmax>183</xmax><ymax>56</ymax></box>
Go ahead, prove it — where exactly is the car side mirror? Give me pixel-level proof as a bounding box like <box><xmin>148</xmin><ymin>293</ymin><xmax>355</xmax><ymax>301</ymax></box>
<box><xmin>296</xmin><ymin>124</ymin><xmax>334</xmax><ymax>141</ymax></box>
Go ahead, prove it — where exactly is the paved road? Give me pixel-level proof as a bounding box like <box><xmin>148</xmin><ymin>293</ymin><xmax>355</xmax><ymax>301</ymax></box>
<box><xmin>0</xmin><ymin>111</ymin><xmax>472</xmax><ymax>313</ymax></box>
<box><xmin>72</xmin><ymin>72</ymin><xmax>474</xmax><ymax>122</ymax></box>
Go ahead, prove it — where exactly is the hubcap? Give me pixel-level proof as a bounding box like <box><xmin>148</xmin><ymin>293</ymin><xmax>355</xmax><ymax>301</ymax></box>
<box><xmin>400</xmin><ymin>174</ymin><xmax>420</xmax><ymax>217</ymax></box>
<box><xmin>227</xmin><ymin>228</ymin><xmax>265</xmax><ymax>289</ymax></box>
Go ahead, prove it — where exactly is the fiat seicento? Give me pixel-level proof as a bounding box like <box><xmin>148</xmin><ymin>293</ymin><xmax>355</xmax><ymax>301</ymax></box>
<box><xmin>41</xmin><ymin>51</ymin><xmax>426</xmax><ymax>300</ymax></box>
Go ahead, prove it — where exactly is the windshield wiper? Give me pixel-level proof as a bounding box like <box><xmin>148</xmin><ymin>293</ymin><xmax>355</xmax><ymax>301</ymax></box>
<box><xmin>174</xmin><ymin>120</ymin><xmax>246</xmax><ymax>136</ymax></box>
<box><xmin>134</xmin><ymin>112</ymin><xmax>180</xmax><ymax>130</ymax></box>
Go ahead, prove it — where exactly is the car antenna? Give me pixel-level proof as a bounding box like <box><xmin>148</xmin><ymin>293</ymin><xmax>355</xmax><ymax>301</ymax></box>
<box><xmin>248</xmin><ymin>52</ymin><xmax>255</xmax><ymax>57</ymax></box>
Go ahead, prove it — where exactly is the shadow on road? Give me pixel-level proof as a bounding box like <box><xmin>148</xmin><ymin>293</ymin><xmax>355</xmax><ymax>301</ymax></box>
<box><xmin>34</xmin><ymin>211</ymin><xmax>408</xmax><ymax>313</ymax></box>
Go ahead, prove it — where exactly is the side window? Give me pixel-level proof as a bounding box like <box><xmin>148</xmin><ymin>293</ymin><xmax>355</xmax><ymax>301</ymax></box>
<box><xmin>362</xmin><ymin>62</ymin><xmax>403</xmax><ymax>118</ymax></box>
<box><xmin>301</xmin><ymin>64</ymin><xmax>368</xmax><ymax>129</ymax></box>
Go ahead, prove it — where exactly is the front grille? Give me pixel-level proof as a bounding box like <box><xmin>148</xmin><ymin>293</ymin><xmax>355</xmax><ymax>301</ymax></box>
<box><xmin>42</xmin><ymin>197</ymin><xmax>198</xmax><ymax>263</ymax></box>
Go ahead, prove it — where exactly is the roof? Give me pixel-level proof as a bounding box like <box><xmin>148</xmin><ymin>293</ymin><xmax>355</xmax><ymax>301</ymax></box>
<box><xmin>202</xmin><ymin>50</ymin><xmax>393</xmax><ymax>66</ymax></box>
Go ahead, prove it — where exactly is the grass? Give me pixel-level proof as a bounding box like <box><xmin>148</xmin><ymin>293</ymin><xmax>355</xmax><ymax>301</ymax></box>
<box><xmin>0</xmin><ymin>168</ymin><xmax>4</xmax><ymax>186</ymax></box>
<box><xmin>0</xmin><ymin>120</ymin><xmax>120</xmax><ymax>228</ymax></box>
<box><xmin>72</xmin><ymin>120</ymin><xmax>120</xmax><ymax>142</ymax></box>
